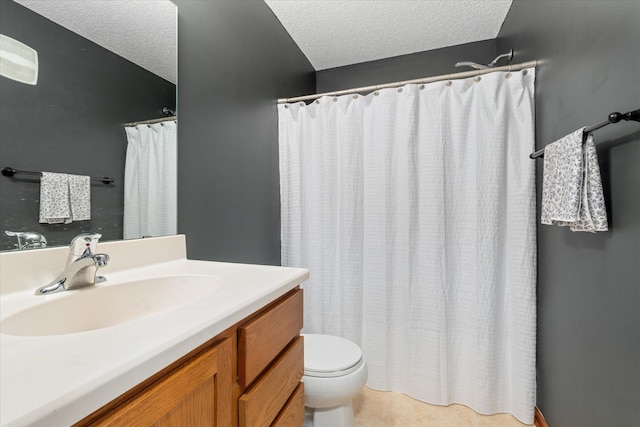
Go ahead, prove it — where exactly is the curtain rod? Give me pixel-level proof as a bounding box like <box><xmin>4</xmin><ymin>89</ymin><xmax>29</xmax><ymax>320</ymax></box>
<box><xmin>124</xmin><ymin>116</ymin><xmax>176</xmax><ymax>127</ymax></box>
<box><xmin>278</xmin><ymin>60</ymin><xmax>537</xmax><ymax>104</ymax></box>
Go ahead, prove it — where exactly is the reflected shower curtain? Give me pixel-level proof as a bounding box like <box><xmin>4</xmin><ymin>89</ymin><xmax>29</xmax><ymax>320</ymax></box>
<box><xmin>123</xmin><ymin>121</ymin><xmax>177</xmax><ymax>239</ymax></box>
<box><xmin>279</xmin><ymin>70</ymin><xmax>537</xmax><ymax>423</ymax></box>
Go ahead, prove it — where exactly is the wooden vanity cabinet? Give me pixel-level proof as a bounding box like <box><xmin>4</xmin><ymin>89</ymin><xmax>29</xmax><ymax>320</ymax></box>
<box><xmin>74</xmin><ymin>287</ymin><xmax>304</xmax><ymax>427</ymax></box>
<box><xmin>238</xmin><ymin>288</ymin><xmax>304</xmax><ymax>427</ymax></box>
<box><xmin>271</xmin><ymin>383</ymin><xmax>305</xmax><ymax>427</ymax></box>
<box><xmin>237</xmin><ymin>288</ymin><xmax>303</xmax><ymax>389</ymax></box>
<box><xmin>74</xmin><ymin>337</ymin><xmax>233</xmax><ymax>426</ymax></box>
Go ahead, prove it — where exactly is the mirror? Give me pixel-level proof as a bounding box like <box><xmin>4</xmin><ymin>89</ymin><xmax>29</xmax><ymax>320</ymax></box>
<box><xmin>0</xmin><ymin>0</ymin><xmax>177</xmax><ymax>251</ymax></box>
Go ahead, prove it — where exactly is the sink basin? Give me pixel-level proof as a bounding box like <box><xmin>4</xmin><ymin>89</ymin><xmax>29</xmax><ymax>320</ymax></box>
<box><xmin>1</xmin><ymin>275</ymin><xmax>223</xmax><ymax>336</ymax></box>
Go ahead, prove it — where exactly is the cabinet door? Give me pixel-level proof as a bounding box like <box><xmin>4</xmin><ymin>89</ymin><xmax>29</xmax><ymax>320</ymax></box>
<box><xmin>78</xmin><ymin>338</ymin><xmax>233</xmax><ymax>427</ymax></box>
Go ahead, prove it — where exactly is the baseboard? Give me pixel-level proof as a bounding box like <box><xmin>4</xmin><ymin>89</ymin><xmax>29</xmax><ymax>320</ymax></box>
<box><xmin>534</xmin><ymin>406</ymin><xmax>549</xmax><ymax>427</ymax></box>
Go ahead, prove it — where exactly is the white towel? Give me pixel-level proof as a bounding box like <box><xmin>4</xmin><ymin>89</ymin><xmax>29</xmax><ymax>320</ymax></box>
<box><xmin>540</xmin><ymin>128</ymin><xmax>608</xmax><ymax>232</ymax></box>
<box><xmin>39</xmin><ymin>172</ymin><xmax>91</xmax><ymax>224</ymax></box>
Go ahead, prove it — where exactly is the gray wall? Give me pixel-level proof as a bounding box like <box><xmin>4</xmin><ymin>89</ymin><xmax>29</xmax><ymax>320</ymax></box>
<box><xmin>317</xmin><ymin>40</ymin><xmax>497</xmax><ymax>93</ymax></box>
<box><xmin>0</xmin><ymin>1</ymin><xmax>176</xmax><ymax>249</ymax></box>
<box><xmin>175</xmin><ymin>1</ymin><xmax>639</xmax><ymax>424</ymax></box>
<box><xmin>173</xmin><ymin>0</ymin><xmax>315</xmax><ymax>265</ymax></box>
<box><xmin>498</xmin><ymin>1</ymin><xmax>640</xmax><ymax>426</ymax></box>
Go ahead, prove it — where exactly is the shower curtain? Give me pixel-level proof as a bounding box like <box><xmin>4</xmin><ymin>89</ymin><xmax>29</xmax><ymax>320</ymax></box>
<box><xmin>279</xmin><ymin>70</ymin><xmax>537</xmax><ymax>423</ymax></box>
<box><xmin>123</xmin><ymin>120</ymin><xmax>177</xmax><ymax>239</ymax></box>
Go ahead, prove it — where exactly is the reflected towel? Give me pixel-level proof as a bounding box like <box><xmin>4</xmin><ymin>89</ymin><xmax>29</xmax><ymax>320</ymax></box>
<box><xmin>39</xmin><ymin>172</ymin><xmax>71</xmax><ymax>224</ymax></box>
<box><xmin>68</xmin><ymin>174</ymin><xmax>91</xmax><ymax>221</ymax></box>
<box><xmin>540</xmin><ymin>129</ymin><xmax>608</xmax><ymax>232</ymax></box>
<box><xmin>39</xmin><ymin>172</ymin><xmax>91</xmax><ymax>224</ymax></box>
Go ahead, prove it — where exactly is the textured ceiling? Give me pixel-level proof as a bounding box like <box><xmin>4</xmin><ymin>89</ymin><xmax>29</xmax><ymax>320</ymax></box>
<box><xmin>265</xmin><ymin>0</ymin><xmax>513</xmax><ymax>70</ymax></box>
<box><xmin>13</xmin><ymin>0</ymin><xmax>177</xmax><ymax>84</ymax></box>
<box><xmin>12</xmin><ymin>1</ymin><xmax>512</xmax><ymax>81</ymax></box>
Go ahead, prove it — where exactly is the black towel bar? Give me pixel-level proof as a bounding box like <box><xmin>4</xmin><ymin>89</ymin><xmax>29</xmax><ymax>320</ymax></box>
<box><xmin>1</xmin><ymin>167</ymin><xmax>114</xmax><ymax>184</ymax></box>
<box><xmin>529</xmin><ymin>109</ymin><xmax>640</xmax><ymax>159</ymax></box>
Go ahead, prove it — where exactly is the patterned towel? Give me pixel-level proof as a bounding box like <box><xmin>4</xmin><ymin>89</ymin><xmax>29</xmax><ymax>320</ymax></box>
<box><xmin>39</xmin><ymin>172</ymin><xmax>71</xmax><ymax>224</ymax></box>
<box><xmin>540</xmin><ymin>129</ymin><xmax>608</xmax><ymax>232</ymax></box>
<box><xmin>39</xmin><ymin>172</ymin><xmax>91</xmax><ymax>224</ymax></box>
<box><xmin>68</xmin><ymin>174</ymin><xmax>91</xmax><ymax>221</ymax></box>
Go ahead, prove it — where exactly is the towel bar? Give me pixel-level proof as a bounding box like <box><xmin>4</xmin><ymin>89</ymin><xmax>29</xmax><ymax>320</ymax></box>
<box><xmin>529</xmin><ymin>109</ymin><xmax>640</xmax><ymax>159</ymax></box>
<box><xmin>1</xmin><ymin>167</ymin><xmax>114</xmax><ymax>184</ymax></box>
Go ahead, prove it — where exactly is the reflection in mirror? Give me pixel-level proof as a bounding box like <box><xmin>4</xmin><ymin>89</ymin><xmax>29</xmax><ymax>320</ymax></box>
<box><xmin>4</xmin><ymin>230</ymin><xmax>47</xmax><ymax>250</ymax></box>
<box><xmin>122</xmin><ymin>117</ymin><xmax>177</xmax><ymax>240</ymax></box>
<box><xmin>0</xmin><ymin>0</ymin><xmax>177</xmax><ymax>251</ymax></box>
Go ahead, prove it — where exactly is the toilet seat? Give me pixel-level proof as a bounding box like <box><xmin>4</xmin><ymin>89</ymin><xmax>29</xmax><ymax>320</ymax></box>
<box><xmin>303</xmin><ymin>334</ymin><xmax>363</xmax><ymax>378</ymax></box>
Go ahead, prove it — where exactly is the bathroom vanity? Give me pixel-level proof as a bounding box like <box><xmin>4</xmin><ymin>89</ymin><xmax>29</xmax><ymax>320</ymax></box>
<box><xmin>0</xmin><ymin>235</ymin><xmax>308</xmax><ymax>426</ymax></box>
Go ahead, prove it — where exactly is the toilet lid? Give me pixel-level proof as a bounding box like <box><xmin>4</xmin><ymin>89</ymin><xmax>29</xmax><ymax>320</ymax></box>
<box><xmin>303</xmin><ymin>334</ymin><xmax>363</xmax><ymax>376</ymax></box>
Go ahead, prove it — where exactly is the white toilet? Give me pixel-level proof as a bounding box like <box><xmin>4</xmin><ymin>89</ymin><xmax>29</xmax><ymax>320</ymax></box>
<box><xmin>302</xmin><ymin>334</ymin><xmax>368</xmax><ymax>427</ymax></box>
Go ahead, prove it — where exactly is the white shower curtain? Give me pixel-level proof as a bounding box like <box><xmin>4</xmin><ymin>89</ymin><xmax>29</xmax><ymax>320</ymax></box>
<box><xmin>279</xmin><ymin>70</ymin><xmax>537</xmax><ymax>423</ymax></box>
<box><xmin>123</xmin><ymin>120</ymin><xmax>177</xmax><ymax>239</ymax></box>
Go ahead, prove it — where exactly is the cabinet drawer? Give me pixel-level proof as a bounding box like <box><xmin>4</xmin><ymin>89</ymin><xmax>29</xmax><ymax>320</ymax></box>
<box><xmin>239</xmin><ymin>337</ymin><xmax>304</xmax><ymax>427</ymax></box>
<box><xmin>238</xmin><ymin>288</ymin><xmax>303</xmax><ymax>388</ymax></box>
<box><xmin>272</xmin><ymin>382</ymin><xmax>305</xmax><ymax>427</ymax></box>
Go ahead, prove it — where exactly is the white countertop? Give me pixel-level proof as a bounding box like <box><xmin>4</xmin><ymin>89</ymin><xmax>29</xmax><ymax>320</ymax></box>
<box><xmin>0</xmin><ymin>235</ymin><xmax>309</xmax><ymax>426</ymax></box>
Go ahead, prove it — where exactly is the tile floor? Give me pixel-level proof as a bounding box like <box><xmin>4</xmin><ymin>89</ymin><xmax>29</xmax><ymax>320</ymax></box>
<box><xmin>354</xmin><ymin>387</ymin><xmax>532</xmax><ymax>427</ymax></box>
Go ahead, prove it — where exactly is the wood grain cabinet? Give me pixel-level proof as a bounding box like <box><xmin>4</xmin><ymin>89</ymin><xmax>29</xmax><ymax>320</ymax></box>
<box><xmin>238</xmin><ymin>288</ymin><xmax>304</xmax><ymax>427</ymax></box>
<box><xmin>75</xmin><ymin>288</ymin><xmax>304</xmax><ymax>427</ymax></box>
<box><xmin>75</xmin><ymin>338</ymin><xmax>233</xmax><ymax>426</ymax></box>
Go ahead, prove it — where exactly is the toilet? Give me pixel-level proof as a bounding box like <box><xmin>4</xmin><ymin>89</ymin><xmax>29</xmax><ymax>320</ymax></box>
<box><xmin>302</xmin><ymin>334</ymin><xmax>368</xmax><ymax>427</ymax></box>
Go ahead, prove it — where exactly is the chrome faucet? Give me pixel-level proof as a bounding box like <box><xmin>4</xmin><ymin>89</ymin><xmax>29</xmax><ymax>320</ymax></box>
<box><xmin>35</xmin><ymin>233</ymin><xmax>110</xmax><ymax>295</ymax></box>
<box><xmin>5</xmin><ymin>230</ymin><xmax>47</xmax><ymax>250</ymax></box>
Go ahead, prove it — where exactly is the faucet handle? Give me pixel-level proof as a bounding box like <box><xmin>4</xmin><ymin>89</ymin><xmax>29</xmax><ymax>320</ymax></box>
<box><xmin>85</xmin><ymin>233</ymin><xmax>102</xmax><ymax>255</ymax></box>
<box><xmin>67</xmin><ymin>233</ymin><xmax>102</xmax><ymax>263</ymax></box>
